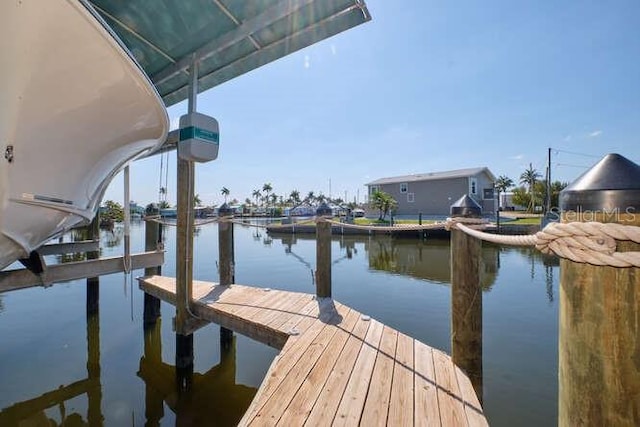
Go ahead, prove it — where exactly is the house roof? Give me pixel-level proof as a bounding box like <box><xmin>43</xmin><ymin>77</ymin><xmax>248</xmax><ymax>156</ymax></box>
<box><xmin>87</xmin><ymin>0</ymin><xmax>371</xmax><ymax>107</ymax></box>
<box><xmin>366</xmin><ymin>167</ymin><xmax>496</xmax><ymax>186</ymax></box>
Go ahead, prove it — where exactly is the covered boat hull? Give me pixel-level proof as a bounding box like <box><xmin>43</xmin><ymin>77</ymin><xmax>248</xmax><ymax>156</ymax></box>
<box><xmin>0</xmin><ymin>0</ymin><xmax>168</xmax><ymax>270</ymax></box>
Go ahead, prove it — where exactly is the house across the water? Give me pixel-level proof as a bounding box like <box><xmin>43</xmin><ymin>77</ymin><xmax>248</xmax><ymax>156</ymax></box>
<box><xmin>366</xmin><ymin>167</ymin><xmax>497</xmax><ymax>216</ymax></box>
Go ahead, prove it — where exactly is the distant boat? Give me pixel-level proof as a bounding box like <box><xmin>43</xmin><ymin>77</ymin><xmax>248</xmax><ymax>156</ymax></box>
<box><xmin>0</xmin><ymin>1</ymin><xmax>168</xmax><ymax>270</ymax></box>
<box><xmin>159</xmin><ymin>208</ymin><xmax>178</xmax><ymax>219</ymax></box>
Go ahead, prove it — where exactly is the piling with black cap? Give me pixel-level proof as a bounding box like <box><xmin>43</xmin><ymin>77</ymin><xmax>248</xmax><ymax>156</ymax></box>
<box><xmin>558</xmin><ymin>153</ymin><xmax>640</xmax><ymax>426</ymax></box>
<box><xmin>450</xmin><ymin>194</ymin><xmax>483</xmax><ymax>401</ymax></box>
<box><xmin>450</xmin><ymin>194</ymin><xmax>482</xmax><ymax>218</ymax></box>
<box><xmin>315</xmin><ymin>202</ymin><xmax>333</xmax><ymax>298</ymax></box>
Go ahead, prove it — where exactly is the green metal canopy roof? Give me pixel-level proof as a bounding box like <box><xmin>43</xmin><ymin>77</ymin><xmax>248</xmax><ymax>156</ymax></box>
<box><xmin>87</xmin><ymin>0</ymin><xmax>371</xmax><ymax>107</ymax></box>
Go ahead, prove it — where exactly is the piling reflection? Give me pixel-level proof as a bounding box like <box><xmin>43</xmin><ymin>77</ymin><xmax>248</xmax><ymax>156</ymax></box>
<box><xmin>271</xmin><ymin>234</ymin><xmax>500</xmax><ymax>289</ymax></box>
<box><xmin>139</xmin><ymin>322</ymin><xmax>257</xmax><ymax>426</ymax></box>
<box><xmin>367</xmin><ymin>237</ymin><xmax>499</xmax><ymax>289</ymax></box>
<box><xmin>0</xmin><ymin>295</ymin><xmax>103</xmax><ymax>426</ymax></box>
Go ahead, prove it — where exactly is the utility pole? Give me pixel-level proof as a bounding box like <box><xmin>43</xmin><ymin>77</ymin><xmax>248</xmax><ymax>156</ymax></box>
<box><xmin>546</xmin><ymin>147</ymin><xmax>552</xmax><ymax>213</ymax></box>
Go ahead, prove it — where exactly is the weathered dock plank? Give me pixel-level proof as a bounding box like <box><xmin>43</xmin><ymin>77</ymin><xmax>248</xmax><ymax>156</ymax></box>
<box><xmin>137</xmin><ymin>275</ymin><xmax>488</xmax><ymax>426</ymax></box>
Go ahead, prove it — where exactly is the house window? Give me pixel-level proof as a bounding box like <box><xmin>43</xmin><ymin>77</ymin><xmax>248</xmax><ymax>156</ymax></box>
<box><xmin>369</xmin><ymin>185</ymin><xmax>379</xmax><ymax>195</ymax></box>
<box><xmin>469</xmin><ymin>178</ymin><xmax>477</xmax><ymax>195</ymax></box>
<box><xmin>483</xmin><ymin>188</ymin><xmax>494</xmax><ymax>199</ymax></box>
<box><xmin>407</xmin><ymin>193</ymin><xmax>415</xmax><ymax>203</ymax></box>
<box><xmin>399</xmin><ymin>183</ymin><xmax>408</xmax><ymax>193</ymax></box>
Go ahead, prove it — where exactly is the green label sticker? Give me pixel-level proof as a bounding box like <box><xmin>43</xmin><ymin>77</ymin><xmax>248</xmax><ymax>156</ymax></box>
<box><xmin>179</xmin><ymin>126</ymin><xmax>219</xmax><ymax>144</ymax></box>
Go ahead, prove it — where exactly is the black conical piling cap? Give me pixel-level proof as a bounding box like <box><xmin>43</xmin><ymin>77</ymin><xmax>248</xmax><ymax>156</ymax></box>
<box><xmin>316</xmin><ymin>202</ymin><xmax>333</xmax><ymax>217</ymax></box>
<box><xmin>559</xmin><ymin>153</ymin><xmax>640</xmax><ymax>212</ymax></box>
<box><xmin>450</xmin><ymin>194</ymin><xmax>482</xmax><ymax>218</ymax></box>
<box><xmin>218</xmin><ymin>203</ymin><xmax>234</xmax><ymax>217</ymax></box>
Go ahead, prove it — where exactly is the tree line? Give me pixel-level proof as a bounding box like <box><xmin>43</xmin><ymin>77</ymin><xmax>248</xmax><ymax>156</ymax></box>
<box><xmin>495</xmin><ymin>164</ymin><xmax>568</xmax><ymax>213</ymax></box>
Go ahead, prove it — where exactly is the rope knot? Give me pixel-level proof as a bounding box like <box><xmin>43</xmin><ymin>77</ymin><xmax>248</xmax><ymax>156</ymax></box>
<box><xmin>534</xmin><ymin>222</ymin><xmax>617</xmax><ymax>257</ymax></box>
<box><xmin>532</xmin><ymin>221</ymin><xmax>640</xmax><ymax>267</ymax></box>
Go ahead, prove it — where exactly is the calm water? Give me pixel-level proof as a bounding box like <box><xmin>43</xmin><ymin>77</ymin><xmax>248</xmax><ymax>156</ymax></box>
<box><xmin>0</xmin><ymin>220</ymin><xmax>558</xmax><ymax>426</ymax></box>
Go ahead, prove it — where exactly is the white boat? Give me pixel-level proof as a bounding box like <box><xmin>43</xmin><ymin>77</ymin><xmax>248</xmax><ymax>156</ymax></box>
<box><xmin>0</xmin><ymin>0</ymin><xmax>168</xmax><ymax>270</ymax></box>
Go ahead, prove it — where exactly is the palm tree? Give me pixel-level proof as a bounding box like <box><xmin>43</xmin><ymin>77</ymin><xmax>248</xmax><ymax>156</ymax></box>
<box><xmin>369</xmin><ymin>190</ymin><xmax>397</xmax><ymax>221</ymax></box>
<box><xmin>221</xmin><ymin>187</ymin><xmax>230</xmax><ymax>203</ymax></box>
<box><xmin>306</xmin><ymin>191</ymin><xmax>315</xmax><ymax>205</ymax></box>
<box><xmin>262</xmin><ymin>183</ymin><xmax>273</xmax><ymax>214</ymax></box>
<box><xmin>289</xmin><ymin>190</ymin><xmax>300</xmax><ymax>206</ymax></box>
<box><xmin>262</xmin><ymin>183</ymin><xmax>272</xmax><ymax>200</ymax></box>
<box><xmin>193</xmin><ymin>194</ymin><xmax>202</xmax><ymax>207</ymax></box>
<box><xmin>252</xmin><ymin>189</ymin><xmax>261</xmax><ymax>207</ymax></box>
<box><xmin>520</xmin><ymin>164</ymin><xmax>541</xmax><ymax>212</ymax></box>
<box><xmin>495</xmin><ymin>175</ymin><xmax>514</xmax><ymax>210</ymax></box>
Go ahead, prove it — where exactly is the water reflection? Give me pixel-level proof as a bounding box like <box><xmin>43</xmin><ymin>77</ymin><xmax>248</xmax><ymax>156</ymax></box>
<box><xmin>0</xmin><ymin>304</ymin><xmax>102</xmax><ymax>426</ymax></box>
<box><xmin>271</xmin><ymin>234</ymin><xmax>501</xmax><ymax>290</ymax></box>
<box><xmin>506</xmin><ymin>247</ymin><xmax>559</xmax><ymax>303</ymax></box>
<box><xmin>0</xmin><ymin>296</ymin><xmax>255</xmax><ymax>426</ymax></box>
<box><xmin>139</xmin><ymin>322</ymin><xmax>257</xmax><ymax>426</ymax></box>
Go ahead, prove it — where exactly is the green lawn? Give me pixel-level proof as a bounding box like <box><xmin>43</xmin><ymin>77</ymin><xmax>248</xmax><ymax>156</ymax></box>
<box><xmin>500</xmin><ymin>217</ymin><xmax>542</xmax><ymax>225</ymax></box>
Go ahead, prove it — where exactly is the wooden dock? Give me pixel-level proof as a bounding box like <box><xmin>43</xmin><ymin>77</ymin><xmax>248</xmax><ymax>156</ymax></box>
<box><xmin>139</xmin><ymin>276</ymin><xmax>488</xmax><ymax>426</ymax></box>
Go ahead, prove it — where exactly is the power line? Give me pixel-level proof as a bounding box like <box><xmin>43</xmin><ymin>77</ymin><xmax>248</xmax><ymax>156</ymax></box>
<box><xmin>551</xmin><ymin>148</ymin><xmax>601</xmax><ymax>159</ymax></box>
<box><xmin>556</xmin><ymin>162</ymin><xmax>590</xmax><ymax>169</ymax></box>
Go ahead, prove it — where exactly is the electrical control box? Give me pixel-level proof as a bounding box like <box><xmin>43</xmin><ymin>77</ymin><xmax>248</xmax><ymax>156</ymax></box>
<box><xmin>177</xmin><ymin>112</ymin><xmax>219</xmax><ymax>162</ymax></box>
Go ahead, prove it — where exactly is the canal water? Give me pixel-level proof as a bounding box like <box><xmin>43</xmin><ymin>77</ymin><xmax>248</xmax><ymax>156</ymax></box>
<box><xmin>0</xmin><ymin>220</ymin><xmax>558</xmax><ymax>426</ymax></box>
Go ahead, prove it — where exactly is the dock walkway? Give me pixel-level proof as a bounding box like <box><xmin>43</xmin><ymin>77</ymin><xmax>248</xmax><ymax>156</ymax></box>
<box><xmin>139</xmin><ymin>276</ymin><xmax>487</xmax><ymax>426</ymax></box>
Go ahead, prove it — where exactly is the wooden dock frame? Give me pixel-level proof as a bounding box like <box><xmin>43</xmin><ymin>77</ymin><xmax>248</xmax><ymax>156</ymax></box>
<box><xmin>0</xmin><ymin>215</ymin><xmax>164</xmax><ymax>295</ymax></box>
<box><xmin>138</xmin><ymin>275</ymin><xmax>488</xmax><ymax>426</ymax></box>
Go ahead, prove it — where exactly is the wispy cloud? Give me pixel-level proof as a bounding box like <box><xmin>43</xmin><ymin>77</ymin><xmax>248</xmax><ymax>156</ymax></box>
<box><xmin>588</xmin><ymin>130</ymin><xmax>602</xmax><ymax>138</ymax></box>
<box><xmin>304</xmin><ymin>55</ymin><xmax>311</xmax><ymax>69</ymax></box>
<box><xmin>330</xmin><ymin>44</ymin><xmax>337</xmax><ymax>55</ymax></box>
<box><xmin>563</xmin><ymin>135</ymin><xmax>571</xmax><ymax>142</ymax></box>
<box><xmin>510</xmin><ymin>154</ymin><xmax>524</xmax><ymax>160</ymax></box>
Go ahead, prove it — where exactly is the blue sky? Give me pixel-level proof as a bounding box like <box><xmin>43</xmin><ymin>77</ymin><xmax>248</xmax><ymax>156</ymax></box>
<box><xmin>104</xmin><ymin>0</ymin><xmax>640</xmax><ymax>207</ymax></box>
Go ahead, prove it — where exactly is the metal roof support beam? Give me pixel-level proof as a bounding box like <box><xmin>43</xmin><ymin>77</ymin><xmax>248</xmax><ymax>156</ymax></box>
<box><xmin>212</xmin><ymin>0</ymin><xmax>261</xmax><ymax>50</ymax></box>
<box><xmin>151</xmin><ymin>0</ymin><xmax>316</xmax><ymax>86</ymax></box>
<box><xmin>163</xmin><ymin>4</ymin><xmax>368</xmax><ymax>102</ymax></box>
<box><xmin>88</xmin><ymin>2</ymin><xmax>177</xmax><ymax>65</ymax></box>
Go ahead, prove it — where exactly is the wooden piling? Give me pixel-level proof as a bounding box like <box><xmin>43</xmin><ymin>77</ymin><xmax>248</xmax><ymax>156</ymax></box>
<box><xmin>218</xmin><ymin>209</ymin><xmax>235</xmax><ymax>343</ymax></box>
<box><xmin>558</xmin><ymin>153</ymin><xmax>640</xmax><ymax>426</ymax></box>
<box><xmin>450</xmin><ymin>227</ymin><xmax>483</xmax><ymax>403</ymax></box>
<box><xmin>559</xmin><ymin>211</ymin><xmax>640</xmax><ymax>426</ymax></box>
<box><xmin>143</xmin><ymin>320</ymin><xmax>164</xmax><ymax>425</ymax></box>
<box><xmin>218</xmin><ymin>218</ymin><xmax>234</xmax><ymax>286</ymax></box>
<box><xmin>86</xmin><ymin>214</ymin><xmax>100</xmax><ymax>315</ymax></box>
<box><xmin>175</xmin><ymin>158</ymin><xmax>195</xmax><ymax>334</ymax></box>
<box><xmin>86</xmin><ymin>283</ymin><xmax>103</xmax><ymax>426</ymax></box>
<box><xmin>315</xmin><ymin>219</ymin><xmax>332</xmax><ymax>298</ymax></box>
<box><xmin>175</xmin><ymin>333</ymin><xmax>194</xmax><ymax>392</ymax></box>
<box><xmin>144</xmin><ymin>218</ymin><xmax>162</xmax><ymax>324</ymax></box>
<box><xmin>220</xmin><ymin>326</ymin><xmax>234</xmax><ymax>355</ymax></box>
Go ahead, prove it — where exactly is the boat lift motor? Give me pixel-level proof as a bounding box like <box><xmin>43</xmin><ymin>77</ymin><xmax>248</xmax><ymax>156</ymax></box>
<box><xmin>178</xmin><ymin>112</ymin><xmax>219</xmax><ymax>162</ymax></box>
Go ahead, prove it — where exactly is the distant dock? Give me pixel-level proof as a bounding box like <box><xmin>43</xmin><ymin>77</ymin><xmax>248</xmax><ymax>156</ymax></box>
<box><xmin>139</xmin><ymin>275</ymin><xmax>488</xmax><ymax>426</ymax></box>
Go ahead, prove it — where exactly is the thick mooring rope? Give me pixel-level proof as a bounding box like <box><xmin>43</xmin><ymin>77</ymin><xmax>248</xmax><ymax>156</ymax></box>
<box><xmin>452</xmin><ymin>220</ymin><xmax>640</xmax><ymax>268</ymax></box>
